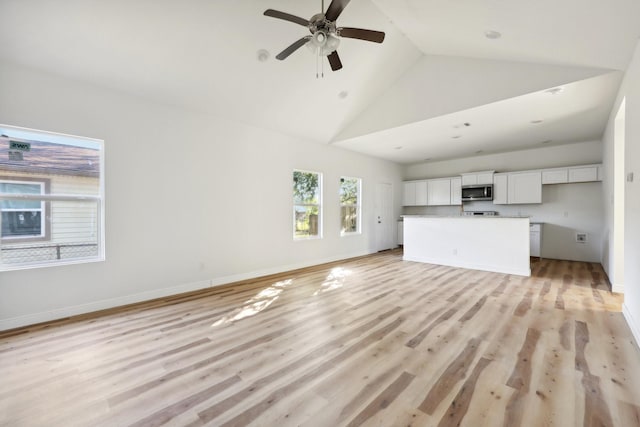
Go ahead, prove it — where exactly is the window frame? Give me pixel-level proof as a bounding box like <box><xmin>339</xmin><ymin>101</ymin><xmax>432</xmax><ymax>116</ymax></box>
<box><xmin>292</xmin><ymin>169</ymin><xmax>323</xmax><ymax>240</ymax></box>
<box><xmin>0</xmin><ymin>124</ymin><xmax>105</xmax><ymax>271</ymax></box>
<box><xmin>0</xmin><ymin>176</ymin><xmax>51</xmax><ymax>243</ymax></box>
<box><xmin>339</xmin><ymin>176</ymin><xmax>362</xmax><ymax>236</ymax></box>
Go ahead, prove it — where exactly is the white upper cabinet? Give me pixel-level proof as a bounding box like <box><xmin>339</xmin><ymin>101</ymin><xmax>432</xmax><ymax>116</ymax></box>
<box><xmin>542</xmin><ymin>169</ymin><xmax>568</xmax><ymax>184</ymax></box>
<box><xmin>416</xmin><ymin>180</ymin><xmax>428</xmax><ymax>206</ymax></box>
<box><xmin>568</xmin><ymin>166</ymin><xmax>599</xmax><ymax>183</ymax></box>
<box><xmin>541</xmin><ymin>164</ymin><xmax>602</xmax><ymax>185</ymax></box>
<box><xmin>428</xmin><ymin>179</ymin><xmax>451</xmax><ymax>206</ymax></box>
<box><xmin>508</xmin><ymin>171</ymin><xmax>542</xmax><ymax>204</ymax></box>
<box><xmin>493</xmin><ymin>174</ymin><xmax>508</xmax><ymax>205</ymax></box>
<box><xmin>402</xmin><ymin>181</ymin><xmax>416</xmax><ymax>206</ymax></box>
<box><xmin>461</xmin><ymin>171</ymin><xmax>494</xmax><ymax>186</ymax></box>
<box><xmin>450</xmin><ymin>177</ymin><xmax>462</xmax><ymax>205</ymax></box>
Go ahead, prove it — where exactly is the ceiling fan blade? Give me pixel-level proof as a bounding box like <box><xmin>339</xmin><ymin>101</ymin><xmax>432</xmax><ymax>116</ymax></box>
<box><xmin>325</xmin><ymin>0</ymin><xmax>351</xmax><ymax>22</ymax></box>
<box><xmin>327</xmin><ymin>51</ymin><xmax>343</xmax><ymax>71</ymax></box>
<box><xmin>338</xmin><ymin>27</ymin><xmax>385</xmax><ymax>43</ymax></box>
<box><xmin>275</xmin><ymin>36</ymin><xmax>312</xmax><ymax>60</ymax></box>
<box><xmin>264</xmin><ymin>9</ymin><xmax>310</xmax><ymax>27</ymax></box>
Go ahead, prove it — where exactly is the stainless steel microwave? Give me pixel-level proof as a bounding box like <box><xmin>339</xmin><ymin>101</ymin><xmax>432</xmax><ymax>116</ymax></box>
<box><xmin>461</xmin><ymin>184</ymin><xmax>493</xmax><ymax>201</ymax></box>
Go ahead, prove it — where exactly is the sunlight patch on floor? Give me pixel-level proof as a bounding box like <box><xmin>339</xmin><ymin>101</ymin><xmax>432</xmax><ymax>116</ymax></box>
<box><xmin>313</xmin><ymin>267</ymin><xmax>351</xmax><ymax>296</ymax></box>
<box><xmin>211</xmin><ymin>279</ymin><xmax>293</xmax><ymax>327</ymax></box>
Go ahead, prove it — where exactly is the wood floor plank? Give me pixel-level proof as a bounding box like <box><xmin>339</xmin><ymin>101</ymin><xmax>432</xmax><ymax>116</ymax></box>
<box><xmin>1</xmin><ymin>250</ymin><xmax>639</xmax><ymax>427</ymax></box>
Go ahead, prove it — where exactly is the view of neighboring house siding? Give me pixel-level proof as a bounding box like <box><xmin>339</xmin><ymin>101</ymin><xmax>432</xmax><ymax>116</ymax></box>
<box><xmin>1</xmin><ymin>170</ymin><xmax>100</xmax><ymax>263</ymax></box>
<box><xmin>1</xmin><ymin>135</ymin><xmax>101</xmax><ymax>265</ymax></box>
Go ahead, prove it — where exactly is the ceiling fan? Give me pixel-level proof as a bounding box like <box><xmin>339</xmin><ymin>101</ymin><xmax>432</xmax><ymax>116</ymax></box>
<box><xmin>264</xmin><ymin>0</ymin><xmax>385</xmax><ymax>72</ymax></box>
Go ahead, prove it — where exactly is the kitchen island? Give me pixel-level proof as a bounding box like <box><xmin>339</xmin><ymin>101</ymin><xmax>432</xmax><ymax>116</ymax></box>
<box><xmin>402</xmin><ymin>215</ymin><xmax>531</xmax><ymax>276</ymax></box>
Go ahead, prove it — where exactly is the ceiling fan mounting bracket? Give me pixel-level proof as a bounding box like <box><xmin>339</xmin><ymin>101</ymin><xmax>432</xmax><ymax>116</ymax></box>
<box><xmin>309</xmin><ymin>13</ymin><xmax>336</xmax><ymax>36</ymax></box>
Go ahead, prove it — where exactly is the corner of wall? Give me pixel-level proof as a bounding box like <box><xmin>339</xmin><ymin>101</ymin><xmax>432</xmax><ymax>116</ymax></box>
<box><xmin>623</xmin><ymin>302</ymin><xmax>640</xmax><ymax>350</ymax></box>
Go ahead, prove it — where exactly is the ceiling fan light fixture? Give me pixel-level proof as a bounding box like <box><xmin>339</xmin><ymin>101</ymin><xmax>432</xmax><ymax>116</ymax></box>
<box><xmin>323</xmin><ymin>34</ymin><xmax>340</xmax><ymax>55</ymax></box>
<box><xmin>307</xmin><ymin>31</ymin><xmax>340</xmax><ymax>56</ymax></box>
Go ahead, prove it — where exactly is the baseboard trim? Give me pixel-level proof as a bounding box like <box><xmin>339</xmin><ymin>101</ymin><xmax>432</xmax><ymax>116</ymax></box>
<box><xmin>0</xmin><ymin>250</ymin><xmax>372</xmax><ymax>331</ymax></box>
<box><xmin>622</xmin><ymin>303</ymin><xmax>640</xmax><ymax>350</ymax></box>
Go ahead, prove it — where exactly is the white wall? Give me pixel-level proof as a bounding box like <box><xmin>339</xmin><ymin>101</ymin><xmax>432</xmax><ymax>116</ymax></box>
<box><xmin>602</xmin><ymin>40</ymin><xmax>640</xmax><ymax>346</ymax></box>
<box><xmin>0</xmin><ymin>62</ymin><xmax>403</xmax><ymax>330</ymax></box>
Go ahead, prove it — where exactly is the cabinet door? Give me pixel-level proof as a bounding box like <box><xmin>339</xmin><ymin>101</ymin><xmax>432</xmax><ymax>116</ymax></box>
<box><xmin>529</xmin><ymin>223</ymin><xmax>541</xmax><ymax>257</ymax></box>
<box><xmin>461</xmin><ymin>174</ymin><xmax>477</xmax><ymax>186</ymax></box>
<box><xmin>542</xmin><ymin>169</ymin><xmax>568</xmax><ymax>184</ymax></box>
<box><xmin>508</xmin><ymin>171</ymin><xmax>542</xmax><ymax>204</ymax></box>
<box><xmin>493</xmin><ymin>174</ymin><xmax>508</xmax><ymax>204</ymax></box>
<box><xmin>415</xmin><ymin>180</ymin><xmax>428</xmax><ymax>205</ymax></box>
<box><xmin>402</xmin><ymin>182</ymin><xmax>416</xmax><ymax>206</ymax></box>
<box><xmin>450</xmin><ymin>177</ymin><xmax>462</xmax><ymax>205</ymax></box>
<box><xmin>568</xmin><ymin>166</ymin><xmax>598</xmax><ymax>183</ymax></box>
<box><xmin>476</xmin><ymin>172</ymin><xmax>494</xmax><ymax>185</ymax></box>
<box><xmin>428</xmin><ymin>179</ymin><xmax>451</xmax><ymax>205</ymax></box>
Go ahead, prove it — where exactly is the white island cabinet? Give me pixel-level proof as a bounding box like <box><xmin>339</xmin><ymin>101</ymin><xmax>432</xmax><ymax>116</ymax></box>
<box><xmin>403</xmin><ymin>216</ymin><xmax>531</xmax><ymax>276</ymax></box>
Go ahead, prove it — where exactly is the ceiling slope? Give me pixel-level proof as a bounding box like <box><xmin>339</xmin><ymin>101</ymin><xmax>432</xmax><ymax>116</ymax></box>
<box><xmin>333</xmin><ymin>55</ymin><xmax>615</xmax><ymax>142</ymax></box>
<box><xmin>334</xmin><ymin>71</ymin><xmax>622</xmax><ymax>163</ymax></box>
<box><xmin>372</xmin><ymin>0</ymin><xmax>640</xmax><ymax>71</ymax></box>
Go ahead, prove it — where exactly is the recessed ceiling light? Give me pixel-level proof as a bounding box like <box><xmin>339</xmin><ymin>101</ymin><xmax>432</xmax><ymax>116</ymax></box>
<box><xmin>338</xmin><ymin>90</ymin><xmax>348</xmax><ymax>99</ymax></box>
<box><xmin>452</xmin><ymin>122</ymin><xmax>471</xmax><ymax>129</ymax></box>
<box><xmin>531</xmin><ymin>120</ymin><xmax>543</xmax><ymax>124</ymax></box>
<box><xmin>257</xmin><ymin>49</ymin><xmax>270</xmax><ymax>62</ymax></box>
<box><xmin>424</xmin><ymin>158</ymin><xmax>431</xmax><ymax>161</ymax></box>
<box><xmin>475</xmin><ymin>150</ymin><xmax>484</xmax><ymax>154</ymax></box>
<box><xmin>452</xmin><ymin>135</ymin><xmax>462</xmax><ymax>139</ymax></box>
<box><xmin>484</xmin><ymin>30</ymin><xmax>502</xmax><ymax>39</ymax></box>
<box><xmin>545</xmin><ymin>87</ymin><xmax>564</xmax><ymax>95</ymax></box>
<box><xmin>394</xmin><ymin>146</ymin><xmax>403</xmax><ymax>150</ymax></box>
<box><xmin>541</xmin><ymin>139</ymin><xmax>552</xmax><ymax>144</ymax></box>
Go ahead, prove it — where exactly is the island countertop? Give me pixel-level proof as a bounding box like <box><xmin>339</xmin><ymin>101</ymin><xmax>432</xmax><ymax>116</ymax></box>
<box><xmin>402</xmin><ymin>216</ymin><xmax>530</xmax><ymax>276</ymax></box>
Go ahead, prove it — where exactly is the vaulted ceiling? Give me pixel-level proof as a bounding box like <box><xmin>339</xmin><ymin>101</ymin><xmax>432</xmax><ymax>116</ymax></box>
<box><xmin>1</xmin><ymin>0</ymin><xmax>639</xmax><ymax>164</ymax></box>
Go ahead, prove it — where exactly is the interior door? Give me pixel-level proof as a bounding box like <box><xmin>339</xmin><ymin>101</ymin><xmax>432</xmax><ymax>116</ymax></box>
<box><xmin>375</xmin><ymin>182</ymin><xmax>395</xmax><ymax>251</ymax></box>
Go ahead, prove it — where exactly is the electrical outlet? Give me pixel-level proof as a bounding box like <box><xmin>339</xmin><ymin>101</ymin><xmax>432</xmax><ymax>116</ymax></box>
<box><xmin>576</xmin><ymin>233</ymin><xmax>587</xmax><ymax>243</ymax></box>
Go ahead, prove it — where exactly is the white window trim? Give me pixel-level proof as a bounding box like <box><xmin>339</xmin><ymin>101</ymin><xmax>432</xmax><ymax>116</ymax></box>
<box><xmin>340</xmin><ymin>176</ymin><xmax>362</xmax><ymax>236</ymax></box>
<box><xmin>293</xmin><ymin>169</ymin><xmax>323</xmax><ymax>240</ymax></box>
<box><xmin>0</xmin><ymin>124</ymin><xmax>105</xmax><ymax>271</ymax></box>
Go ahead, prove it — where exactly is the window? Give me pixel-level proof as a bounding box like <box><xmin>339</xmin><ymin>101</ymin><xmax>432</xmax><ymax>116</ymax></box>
<box><xmin>340</xmin><ymin>176</ymin><xmax>361</xmax><ymax>235</ymax></box>
<box><xmin>293</xmin><ymin>170</ymin><xmax>322</xmax><ymax>239</ymax></box>
<box><xmin>0</xmin><ymin>178</ymin><xmax>50</xmax><ymax>241</ymax></box>
<box><xmin>0</xmin><ymin>124</ymin><xmax>104</xmax><ymax>270</ymax></box>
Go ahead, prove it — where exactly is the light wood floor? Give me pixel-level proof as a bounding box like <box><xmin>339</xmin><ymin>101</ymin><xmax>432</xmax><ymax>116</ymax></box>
<box><xmin>1</xmin><ymin>251</ymin><xmax>640</xmax><ymax>427</ymax></box>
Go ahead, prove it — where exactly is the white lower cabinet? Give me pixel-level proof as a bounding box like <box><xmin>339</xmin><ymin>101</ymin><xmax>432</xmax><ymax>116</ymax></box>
<box><xmin>530</xmin><ymin>223</ymin><xmax>542</xmax><ymax>257</ymax></box>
